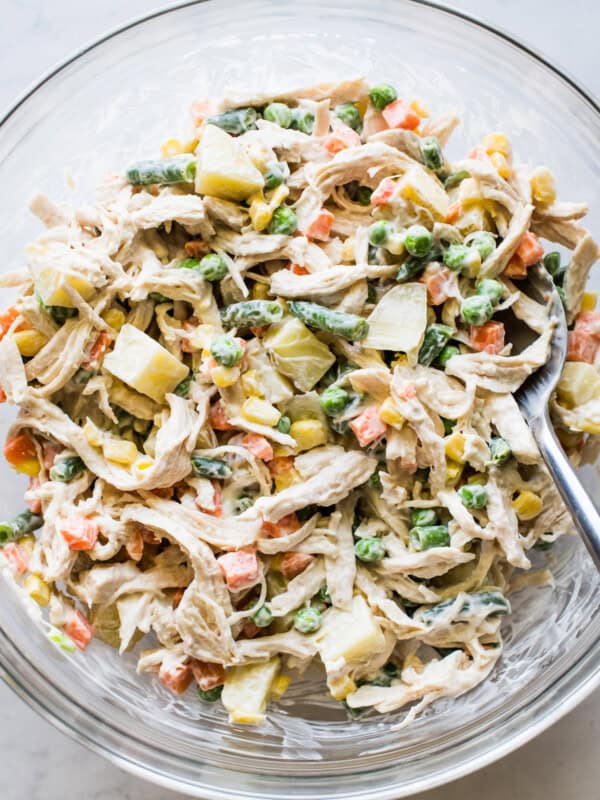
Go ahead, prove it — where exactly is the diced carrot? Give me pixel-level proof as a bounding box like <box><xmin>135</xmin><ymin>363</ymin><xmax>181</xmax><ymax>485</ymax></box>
<box><xmin>209</xmin><ymin>401</ymin><xmax>235</xmax><ymax>431</ymax></box>
<box><xmin>503</xmin><ymin>254</ymin><xmax>527</xmax><ymax>279</ymax></box>
<box><xmin>0</xmin><ymin>387</ymin><xmax>6</xmax><ymax>403</ymax></box>
<box><xmin>25</xmin><ymin>476</ymin><xmax>42</xmax><ymax>514</ymax></box>
<box><xmin>350</xmin><ymin>405</ymin><xmax>387</xmax><ymax>447</ymax></box>
<box><xmin>125</xmin><ymin>529</ymin><xmax>144</xmax><ymax>561</ymax></box>
<box><xmin>58</xmin><ymin>515</ymin><xmax>99</xmax><ymax>551</ymax></box>
<box><xmin>425</xmin><ymin>268</ymin><xmax>452</xmax><ymax>306</ymax></box>
<box><xmin>4</xmin><ymin>433</ymin><xmax>40</xmax><ymax>476</ymax></box>
<box><xmin>445</xmin><ymin>202</ymin><xmax>462</xmax><ymax>224</ymax></box>
<box><xmin>42</xmin><ymin>440</ymin><xmax>63</xmax><ymax>470</ymax></box>
<box><xmin>515</xmin><ymin>231</ymin><xmax>544</xmax><ymax>268</ymax></box>
<box><xmin>172</xmin><ymin>588</ymin><xmax>185</xmax><ymax>609</ymax></box>
<box><xmin>323</xmin><ymin>124</ymin><xmax>361</xmax><ymax>155</ymax></box>
<box><xmin>0</xmin><ymin>307</ymin><xmax>20</xmax><ymax>340</ymax></box>
<box><xmin>190</xmin><ymin>99</ymin><xmax>218</xmax><ymax>126</ymax></box>
<box><xmin>261</xmin><ymin>512</ymin><xmax>301</xmax><ymax>539</ymax></box>
<box><xmin>2</xmin><ymin>543</ymin><xmax>28</xmax><ymax>575</ymax></box>
<box><xmin>280</xmin><ymin>551</ymin><xmax>314</xmax><ymax>579</ymax></box>
<box><xmin>152</xmin><ymin>486</ymin><xmax>174</xmax><ymax>500</ymax></box>
<box><xmin>241</xmin><ymin>433</ymin><xmax>274</xmax><ymax>461</ymax></box>
<box><xmin>159</xmin><ymin>660</ymin><xmax>193</xmax><ymax>694</ymax></box>
<box><xmin>567</xmin><ymin>330</ymin><xmax>599</xmax><ymax>364</ymax></box>
<box><xmin>140</xmin><ymin>526</ymin><xmax>162</xmax><ymax>545</ymax></box>
<box><xmin>371</xmin><ymin>177</ymin><xmax>396</xmax><ymax>206</ymax></box>
<box><xmin>190</xmin><ymin>660</ymin><xmax>225</xmax><ymax>691</ymax></box>
<box><xmin>290</xmin><ymin>262</ymin><xmax>309</xmax><ymax>276</ymax></box>
<box><xmin>574</xmin><ymin>310</ymin><xmax>600</xmax><ymax>339</ymax></box>
<box><xmin>184</xmin><ymin>239</ymin><xmax>210</xmax><ymax>258</ymax></box>
<box><xmin>64</xmin><ymin>610</ymin><xmax>94</xmax><ymax>651</ymax></box>
<box><xmin>395</xmin><ymin>382</ymin><xmax>417</xmax><ymax>401</ymax></box>
<box><xmin>470</xmin><ymin>321</ymin><xmax>505</xmax><ymax>354</ymax></box>
<box><xmin>240</xmin><ymin>621</ymin><xmax>261</xmax><ymax>639</ymax></box>
<box><xmin>305</xmin><ymin>209</ymin><xmax>335</xmax><ymax>242</ymax></box>
<box><xmin>82</xmin><ymin>331</ymin><xmax>112</xmax><ymax>369</ymax></box>
<box><xmin>382</xmin><ymin>99</ymin><xmax>421</xmax><ymax>130</ymax></box>
<box><xmin>217</xmin><ymin>549</ymin><xmax>260</xmax><ymax>591</ymax></box>
<box><xmin>195</xmin><ymin>481</ymin><xmax>223</xmax><ymax>517</ymax></box>
<box><xmin>268</xmin><ymin>456</ymin><xmax>295</xmax><ymax>476</ymax></box>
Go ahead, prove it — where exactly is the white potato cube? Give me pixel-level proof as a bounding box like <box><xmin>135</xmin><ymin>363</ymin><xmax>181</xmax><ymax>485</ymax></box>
<box><xmin>29</xmin><ymin>262</ymin><xmax>95</xmax><ymax>308</ymax></box>
<box><xmin>364</xmin><ymin>282</ymin><xmax>427</xmax><ymax>355</ymax></box>
<box><xmin>221</xmin><ymin>656</ymin><xmax>280</xmax><ymax>724</ymax></box>
<box><xmin>315</xmin><ymin>595</ymin><xmax>385</xmax><ymax>664</ymax></box>
<box><xmin>195</xmin><ymin>124</ymin><xmax>264</xmax><ymax>202</ymax></box>
<box><xmin>398</xmin><ymin>165</ymin><xmax>449</xmax><ymax>220</ymax></box>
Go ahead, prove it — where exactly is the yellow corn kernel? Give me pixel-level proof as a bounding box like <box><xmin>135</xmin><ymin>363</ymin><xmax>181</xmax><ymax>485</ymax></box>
<box><xmin>272</xmin><ymin>445</ymin><xmax>295</xmax><ymax>458</ymax></box>
<box><xmin>355</xmin><ymin>97</ymin><xmax>369</xmax><ymax>118</ymax></box>
<box><xmin>530</xmin><ymin>166</ymin><xmax>556</xmax><ymax>205</ymax></box>
<box><xmin>103</xmin><ymin>439</ymin><xmax>138</xmax><ymax>466</ymax></box>
<box><xmin>23</xmin><ymin>574</ymin><xmax>51</xmax><ymax>607</ymax></box>
<box><xmin>483</xmin><ymin>132</ymin><xmax>511</xmax><ymax>158</ymax></box>
<box><xmin>489</xmin><ymin>152</ymin><xmax>511</xmax><ymax>179</ymax></box>
<box><xmin>83</xmin><ymin>419</ymin><xmax>103</xmax><ymax>447</ymax></box>
<box><xmin>160</xmin><ymin>137</ymin><xmax>198</xmax><ymax>157</ymax></box>
<box><xmin>444</xmin><ymin>431</ymin><xmax>466</xmax><ymax>464</ymax></box>
<box><xmin>341</xmin><ymin>237</ymin><xmax>356</xmax><ymax>263</ymax></box>
<box><xmin>467</xmin><ymin>473</ymin><xmax>487</xmax><ymax>485</ymax></box>
<box><xmin>512</xmin><ymin>490</ymin><xmax>543</xmax><ymax>521</ymax></box>
<box><xmin>241</xmin><ymin>369</ymin><xmax>264</xmax><ymax>397</ymax></box>
<box><xmin>14</xmin><ymin>329</ymin><xmax>48</xmax><ymax>357</ymax></box>
<box><xmin>410</xmin><ymin>98</ymin><xmax>429</xmax><ymax>118</ymax></box>
<box><xmin>251</xmin><ymin>281</ymin><xmax>270</xmax><ymax>300</ymax></box>
<box><xmin>446</xmin><ymin>459</ymin><xmax>464</xmax><ymax>486</ymax></box>
<box><xmin>270</xmin><ymin>674</ymin><xmax>291</xmax><ymax>700</ymax></box>
<box><xmin>249</xmin><ymin>198</ymin><xmax>273</xmax><ymax>232</ymax></box>
<box><xmin>290</xmin><ymin>419</ymin><xmax>328</xmax><ymax>451</ymax></box>
<box><xmin>135</xmin><ymin>456</ymin><xmax>155</xmax><ymax>471</ymax></box>
<box><xmin>188</xmin><ymin>324</ymin><xmax>218</xmax><ymax>351</ymax></box>
<box><xmin>241</xmin><ymin>397</ymin><xmax>281</xmax><ymax>427</ymax></box>
<box><xmin>328</xmin><ymin>674</ymin><xmax>357</xmax><ymax>701</ymax></box>
<box><xmin>581</xmin><ymin>291</ymin><xmax>598</xmax><ymax>312</ymax></box>
<box><xmin>101</xmin><ymin>308</ymin><xmax>126</xmax><ymax>331</ymax></box>
<box><xmin>211</xmin><ymin>365</ymin><xmax>240</xmax><ymax>388</ymax></box>
<box><xmin>274</xmin><ymin>467</ymin><xmax>301</xmax><ymax>492</ymax></box>
<box><xmin>379</xmin><ymin>397</ymin><xmax>405</xmax><ymax>429</ymax></box>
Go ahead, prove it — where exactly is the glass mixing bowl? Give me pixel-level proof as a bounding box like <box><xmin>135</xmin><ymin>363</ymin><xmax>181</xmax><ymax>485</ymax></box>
<box><xmin>1</xmin><ymin>1</ymin><xmax>600</xmax><ymax>797</ymax></box>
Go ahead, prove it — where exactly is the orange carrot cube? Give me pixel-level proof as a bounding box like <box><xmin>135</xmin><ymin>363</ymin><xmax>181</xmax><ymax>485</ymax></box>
<box><xmin>371</xmin><ymin>177</ymin><xmax>396</xmax><ymax>206</ymax></box>
<box><xmin>349</xmin><ymin>405</ymin><xmax>387</xmax><ymax>447</ymax></box>
<box><xmin>64</xmin><ymin>610</ymin><xmax>94</xmax><ymax>651</ymax></box>
<box><xmin>190</xmin><ymin>660</ymin><xmax>225</xmax><ymax>691</ymax></box>
<box><xmin>470</xmin><ymin>321</ymin><xmax>505</xmax><ymax>354</ymax></box>
<box><xmin>324</xmin><ymin>124</ymin><xmax>361</xmax><ymax>155</ymax></box>
<box><xmin>280</xmin><ymin>551</ymin><xmax>314</xmax><ymax>579</ymax></box>
<box><xmin>217</xmin><ymin>549</ymin><xmax>260</xmax><ymax>591</ymax></box>
<box><xmin>241</xmin><ymin>433</ymin><xmax>274</xmax><ymax>461</ymax></box>
<box><xmin>159</xmin><ymin>660</ymin><xmax>193</xmax><ymax>694</ymax></box>
<box><xmin>59</xmin><ymin>515</ymin><xmax>99</xmax><ymax>551</ymax></box>
<box><xmin>305</xmin><ymin>209</ymin><xmax>335</xmax><ymax>242</ymax></box>
<box><xmin>382</xmin><ymin>99</ymin><xmax>421</xmax><ymax>130</ymax></box>
<box><xmin>425</xmin><ymin>268</ymin><xmax>452</xmax><ymax>306</ymax></box>
<box><xmin>261</xmin><ymin>512</ymin><xmax>301</xmax><ymax>539</ymax></box>
<box><xmin>515</xmin><ymin>231</ymin><xmax>544</xmax><ymax>268</ymax></box>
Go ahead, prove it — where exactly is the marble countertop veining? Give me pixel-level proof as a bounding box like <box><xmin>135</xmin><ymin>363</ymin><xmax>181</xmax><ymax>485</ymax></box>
<box><xmin>1</xmin><ymin>1</ymin><xmax>599</xmax><ymax>799</ymax></box>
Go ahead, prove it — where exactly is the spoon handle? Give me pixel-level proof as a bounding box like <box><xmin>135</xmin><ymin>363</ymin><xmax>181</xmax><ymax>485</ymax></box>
<box><xmin>530</xmin><ymin>408</ymin><xmax>600</xmax><ymax>570</ymax></box>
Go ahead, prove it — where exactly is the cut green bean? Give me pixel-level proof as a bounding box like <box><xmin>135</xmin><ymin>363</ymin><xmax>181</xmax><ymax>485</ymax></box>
<box><xmin>221</xmin><ymin>300</ymin><xmax>284</xmax><ymax>329</ymax></box>
<box><xmin>410</xmin><ymin>508</ymin><xmax>438</xmax><ymax>527</ymax></box>
<box><xmin>126</xmin><ymin>155</ymin><xmax>196</xmax><ymax>185</ymax></box>
<box><xmin>355</xmin><ymin>185</ymin><xmax>373</xmax><ymax>206</ymax></box>
<box><xmin>206</xmin><ymin>107</ymin><xmax>258</xmax><ymax>135</ymax></box>
<box><xmin>418</xmin><ymin>590</ymin><xmax>510</xmax><ymax>625</ymax></box>
<box><xmin>210</xmin><ymin>335</ymin><xmax>243</xmax><ymax>367</ymax></box>
<box><xmin>191</xmin><ymin>456</ymin><xmax>232</xmax><ymax>480</ymax></box>
<box><xmin>288</xmin><ymin>300</ymin><xmax>369</xmax><ymax>342</ymax></box>
<box><xmin>444</xmin><ymin>169</ymin><xmax>470</xmax><ymax>190</ymax></box>
<box><xmin>410</xmin><ymin>524</ymin><xmax>450</xmax><ymax>551</ymax></box>
<box><xmin>418</xmin><ymin>324</ymin><xmax>453</xmax><ymax>367</ymax></box>
<box><xmin>198</xmin><ymin>685</ymin><xmax>223</xmax><ymax>702</ymax></box>
<box><xmin>420</xmin><ymin>136</ymin><xmax>444</xmax><ymax>171</ymax></box>
<box><xmin>174</xmin><ymin>374</ymin><xmax>193</xmax><ymax>398</ymax></box>
<box><xmin>354</xmin><ymin>537</ymin><xmax>386</xmax><ymax>562</ymax></box>
<box><xmin>396</xmin><ymin>256</ymin><xmax>426</xmax><ymax>283</ymax></box>
<box><xmin>458</xmin><ymin>483</ymin><xmax>488</xmax><ymax>509</ymax></box>
<box><xmin>0</xmin><ymin>510</ymin><xmax>43</xmax><ymax>544</ymax></box>
<box><xmin>49</xmin><ymin>457</ymin><xmax>85</xmax><ymax>482</ymax></box>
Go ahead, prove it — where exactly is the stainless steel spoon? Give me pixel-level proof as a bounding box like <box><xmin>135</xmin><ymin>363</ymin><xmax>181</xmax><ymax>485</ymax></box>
<box><xmin>515</xmin><ymin>263</ymin><xmax>600</xmax><ymax>570</ymax></box>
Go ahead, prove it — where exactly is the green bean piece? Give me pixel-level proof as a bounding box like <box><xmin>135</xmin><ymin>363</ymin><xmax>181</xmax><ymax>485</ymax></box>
<box><xmin>356</xmin><ymin>185</ymin><xmax>373</xmax><ymax>206</ymax></box>
<box><xmin>268</xmin><ymin>205</ymin><xmax>298</xmax><ymax>235</ymax></box>
<box><xmin>234</xmin><ymin>495</ymin><xmax>255</xmax><ymax>515</ymax></box>
<box><xmin>294</xmin><ymin>606</ymin><xmax>322</xmax><ymax>634</ymax></box>
<box><xmin>443</xmin><ymin>244</ymin><xmax>470</xmax><ymax>271</ymax></box>
<box><xmin>368</xmin><ymin>471</ymin><xmax>382</xmax><ymax>490</ymax></box>
<box><xmin>49</xmin><ymin>457</ymin><xmax>85</xmax><ymax>483</ymax></box>
<box><xmin>180</xmin><ymin>253</ymin><xmax>230</xmax><ymax>282</ymax></box>
<box><xmin>263</xmin><ymin>160</ymin><xmax>290</xmax><ymax>191</ymax></box>
<box><xmin>290</xmin><ymin>108</ymin><xmax>315</xmax><ymax>135</ymax></box>
<box><xmin>263</xmin><ymin>102</ymin><xmax>293</xmax><ymax>129</ymax></box>
<box><xmin>467</xmin><ymin>231</ymin><xmax>496</xmax><ymax>261</ymax></box>
<box><xmin>190</xmin><ymin>456</ymin><xmax>232</xmax><ymax>480</ymax></box>
<box><xmin>543</xmin><ymin>251</ymin><xmax>561</xmax><ymax>278</ymax></box>
<box><xmin>418</xmin><ymin>323</ymin><xmax>453</xmax><ymax>367</ymax></box>
<box><xmin>0</xmin><ymin>510</ymin><xmax>43</xmax><ymax>544</ymax></box>
<box><xmin>320</xmin><ymin>386</ymin><xmax>351</xmax><ymax>416</ymax></box>
<box><xmin>174</xmin><ymin>374</ymin><xmax>193</xmax><ymax>398</ymax></box>
<box><xmin>438</xmin><ymin>345</ymin><xmax>460</xmax><ymax>369</ymax></box>
<box><xmin>418</xmin><ymin>590</ymin><xmax>510</xmax><ymax>625</ymax></box>
<box><xmin>335</xmin><ymin>103</ymin><xmax>361</xmax><ymax>131</ymax></box>
<box><xmin>368</xmin><ymin>220</ymin><xmax>393</xmax><ymax>246</ymax></box>
<box><xmin>198</xmin><ymin>685</ymin><xmax>223</xmax><ymax>702</ymax></box>
<box><xmin>461</xmin><ymin>295</ymin><xmax>494</xmax><ymax>325</ymax></box>
<box><xmin>364</xmin><ymin>672</ymin><xmax>393</xmax><ymax>688</ymax></box>
<box><xmin>206</xmin><ymin>107</ymin><xmax>258</xmax><ymax>135</ymax></box>
<box><xmin>0</xmin><ymin>523</ymin><xmax>15</xmax><ymax>544</ymax></box>
<box><xmin>420</xmin><ymin>136</ymin><xmax>444</xmax><ymax>171</ymax></box>
<box><xmin>45</xmin><ymin>304</ymin><xmax>78</xmax><ymax>324</ymax></box>
<box><xmin>148</xmin><ymin>291</ymin><xmax>171</xmax><ymax>303</ymax></box>
<box><xmin>410</xmin><ymin>524</ymin><xmax>450</xmax><ymax>551</ymax></box>
<box><xmin>210</xmin><ymin>334</ymin><xmax>243</xmax><ymax>367</ymax></box>
<box><xmin>126</xmin><ymin>155</ymin><xmax>196</xmax><ymax>185</ymax></box>
<box><xmin>354</xmin><ymin>537</ymin><xmax>386</xmax><ymax>562</ymax></box>
<box><xmin>221</xmin><ymin>300</ymin><xmax>284</xmax><ymax>329</ymax></box>
<box><xmin>442</xmin><ymin>417</ymin><xmax>456</xmax><ymax>436</ymax></box>
<box><xmin>444</xmin><ymin>169</ymin><xmax>470</xmax><ymax>190</ymax></box>
<box><xmin>410</xmin><ymin>508</ymin><xmax>439</xmax><ymax>527</ymax></box>
<box><xmin>72</xmin><ymin>368</ymin><xmax>95</xmax><ymax>386</ymax></box>
<box><xmin>369</xmin><ymin>83</ymin><xmax>398</xmax><ymax>111</ymax></box>
<box><xmin>476</xmin><ymin>278</ymin><xmax>503</xmax><ymax>305</ymax></box>
<box><xmin>316</xmin><ymin>585</ymin><xmax>331</xmax><ymax>604</ymax></box>
<box><xmin>488</xmin><ymin>436</ymin><xmax>512</xmax><ymax>465</ymax></box>
<box><xmin>404</xmin><ymin>224</ymin><xmax>432</xmax><ymax>257</ymax></box>
<box><xmin>556</xmin><ymin>286</ymin><xmax>567</xmax><ymax>305</ymax></box>
<box><xmin>383</xmin><ymin>660</ymin><xmax>399</xmax><ymax>678</ymax></box>
<box><xmin>276</xmin><ymin>415</ymin><xmax>291</xmax><ymax>434</ymax></box>
<box><xmin>367</xmin><ymin>280</ymin><xmax>377</xmax><ymax>304</ymax></box>
<box><xmin>288</xmin><ymin>300</ymin><xmax>369</xmax><ymax>342</ymax></box>
<box><xmin>396</xmin><ymin>256</ymin><xmax>426</xmax><ymax>283</ymax></box>
<box><xmin>458</xmin><ymin>483</ymin><xmax>488</xmax><ymax>509</ymax></box>
<box><xmin>250</xmin><ymin>605</ymin><xmax>273</xmax><ymax>628</ymax></box>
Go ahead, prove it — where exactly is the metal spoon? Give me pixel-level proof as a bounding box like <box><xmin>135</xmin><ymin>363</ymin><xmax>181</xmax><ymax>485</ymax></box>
<box><xmin>515</xmin><ymin>263</ymin><xmax>600</xmax><ymax>570</ymax></box>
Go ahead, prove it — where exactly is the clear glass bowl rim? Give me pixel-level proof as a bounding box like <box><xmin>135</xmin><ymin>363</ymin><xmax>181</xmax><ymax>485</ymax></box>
<box><xmin>1</xmin><ymin>2</ymin><xmax>599</xmax><ymax>798</ymax></box>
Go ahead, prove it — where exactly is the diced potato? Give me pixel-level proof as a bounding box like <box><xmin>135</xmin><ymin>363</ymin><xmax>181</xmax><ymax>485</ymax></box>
<box><xmin>263</xmin><ymin>317</ymin><xmax>335</xmax><ymax>393</ymax></box>
<box><xmin>397</xmin><ymin>165</ymin><xmax>449</xmax><ymax>220</ymax></box>
<box><xmin>28</xmin><ymin>254</ymin><xmax>95</xmax><ymax>308</ymax></box>
<box><xmin>211</xmin><ymin>365</ymin><xmax>240</xmax><ymax>388</ymax></box>
<box><xmin>557</xmin><ymin>362</ymin><xmax>600</xmax><ymax>407</ymax></box>
<box><xmin>13</xmin><ymin>329</ymin><xmax>48</xmax><ymax>357</ymax></box>
<box><xmin>455</xmin><ymin>205</ymin><xmax>489</xmax><ymax>236</ymax></box>
<box><xmin>245</xmin><ymin>348</ymin><xmax>294</xmax><ymax>404</ymax></box>
<box><xmin>103</xmin><ymin>324</ymin><xmax>189</xmax><ymax>403</ymax></box>
<box><xmin>195</xmin><ymin>124</ymin><xmax>264</xmax><ymax>202</ymax></box>
<box><xmin>241</xmin><ymin>397</ymin><xmax>281</xmax><ymax>426</ymax></box>
<box><xmin>270</xmin><ymin>674</ymin><xmax>291</xmax><ymax>700</ymax></box>
<box><xmin>221</xmin><ymin>657</ymin><xmax>280</xmax><ymax>724</ymax></box>
<box><xmin>315</xmin><ymin>595</ymin><xmax>385</xmax><ymax>664</ymax></box>
<box><xmin>23</xmin><ymin>574</ymin><xmax>51</xmax><ymax>607</ymax></box>
<box><xmin>363</xmin><ymin>283</ymin><xmax>427</xmax><ymax>354</ymax></box>
<box><xmin>290</xmin><ymin>419</ymin><xmax>328</xmax><ymax>451</ymax></box>
<box><xmin>328</xmin><ymin>674</ymin><xmax>357</xmax><ymax>701</ymax></box>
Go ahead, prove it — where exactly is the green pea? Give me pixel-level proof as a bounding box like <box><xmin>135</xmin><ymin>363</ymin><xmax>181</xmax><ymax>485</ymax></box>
<box><xmin>198</xmin><ymin>685</ymin><xmax>223</xmax><ymax>702</ymax></box>
<box><xmin>369</xmin><ymin>83</ymin><xmax>398</xmax><ymax>111</ymax></box>
<box><xmin>368</xmin><ymin>220</ymin><xmax>393</xmax><ymax>246</ymax></box>
<box><xmin>420</xmin><ymin>136</ymin><xmax>444</xmax><ymax>171</ymax></box>
<box><xmin>458</xmin><ymin>484</ymin><xmax>488</xmax><ymax>509</ymax></box>
<box><xmin>409</xmin><ymin>524</ymin><xmax>450</xmax><ymax>550</ymax></box>
<box><xmin>294</xmin><ymin>606</ymin><xmax>322</xmax><ymax>634</ymax></box>
<box><xmin>355</xmin><ymin>186</ymin><xmax>373</xmax><ymax>206</ymax></box>
<box><xmin>264</xmin><ymin>102</ymin><xmax>293</xmax><ymax>128</ymax></box>
<box><xmin>320</xmin><ymin>386</ymin><xmax>351</xmax><ymax>416</ymax></box>
<box><xmin>190</xmin><ymin>456</ymin><xmax>232</xmax><ymax>479</ymax></box>
<box><xmin>276</xmin><ymin>415</ymin><xmax>291</xmax><ymax>434</ymax></box>
<box><xmin>263</xmin><ymin>161</ymin><xmax>290</xmax><ymax>191</ymax></box>
<box><xmin>410</xmin><ymin>508</ymin><xmax>438</xmax><ymax>527</ymax></box>
<box><xmin>210</xmin><ymin>334</ymin><xmax>243</xmax><ymax>367</ymax></box>
<box><xmin>268</xmin><ymin>205</ymin><xmax>298</xmax><ymax>235</ymax></box>
<box><xmin>444</xmin><ymin>169</ymin><xmax>470</xmax><ymax>190</ymax></box>
<box><xmin>467</xmin><ymin>231</ymin><xmax>496</xmax><ymax>261</ymax></box>
<box><xmin>404</xmin><ymin>225</ymin><xmax>432</xmax><ymax>258</ymax></box>
<box><xmin>461</xmin><ymin>295</ymin><xmax>494</xmax><ymax>326</ymax></box>
<box><xmin>250</xmin><ymin>605</ymin><xmax>273</xmax><ymax>628</ymax></box>
<box><xmin>354</xmin><ymin>537</ymin><xmax>386</xmax><ymax>562</ymax></box>
<box><xmin>443</xmin><ymin>244</ymin><xmax>470</xmax><ymax>271</ymax></box>
<box><xmin>544</xmin><ymin>251</ymin><xmax>561</xmax><ymax>278</ymax></box>
<box><xmin>315</xmin><ymin>585</ymin><xmax>331</xmax><ymax>604</ymax></box>
<box><xmin>198</xmin><ymin>253</ymin><xmax>229</xmax><ymax>282</ymax></box>
<box><xmin>476</xmin><ymin>279</ymin><xmax>503</xmax><ymax>305</ymax></box>
<box><xmin>488</xmin><ymin>436</ymin><xmax>511</xmax><ymax>465</ymax></box>
<box><xmin>438</xmin><ymin>345</ymin><xmax>460</xmax><ymax>368</ymax></box>
<box><xmin>290</xmin><ymin>108</ymin><xmax>315</xmax><ymax>134</ymax></box>
<box><xmin>335</xmin><ymin>103</ymin><xmax>361</xmax><ymax>131</ymax></box>
<box><xmin>49</xmin><ymin>457</ymin><xmax>85</xmax><ymax>482</ymax></box>
<box><xmin>206</xmin><ymin>107</ymin><xmax>258</xmax><ymax>135</ymax></box>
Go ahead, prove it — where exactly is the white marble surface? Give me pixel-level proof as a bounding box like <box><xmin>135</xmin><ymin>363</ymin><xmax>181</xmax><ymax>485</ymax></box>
<box><xmin>1</xmin><ymin>1</ymin><xmax>599</xmax><ymax>799</ymax></box>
